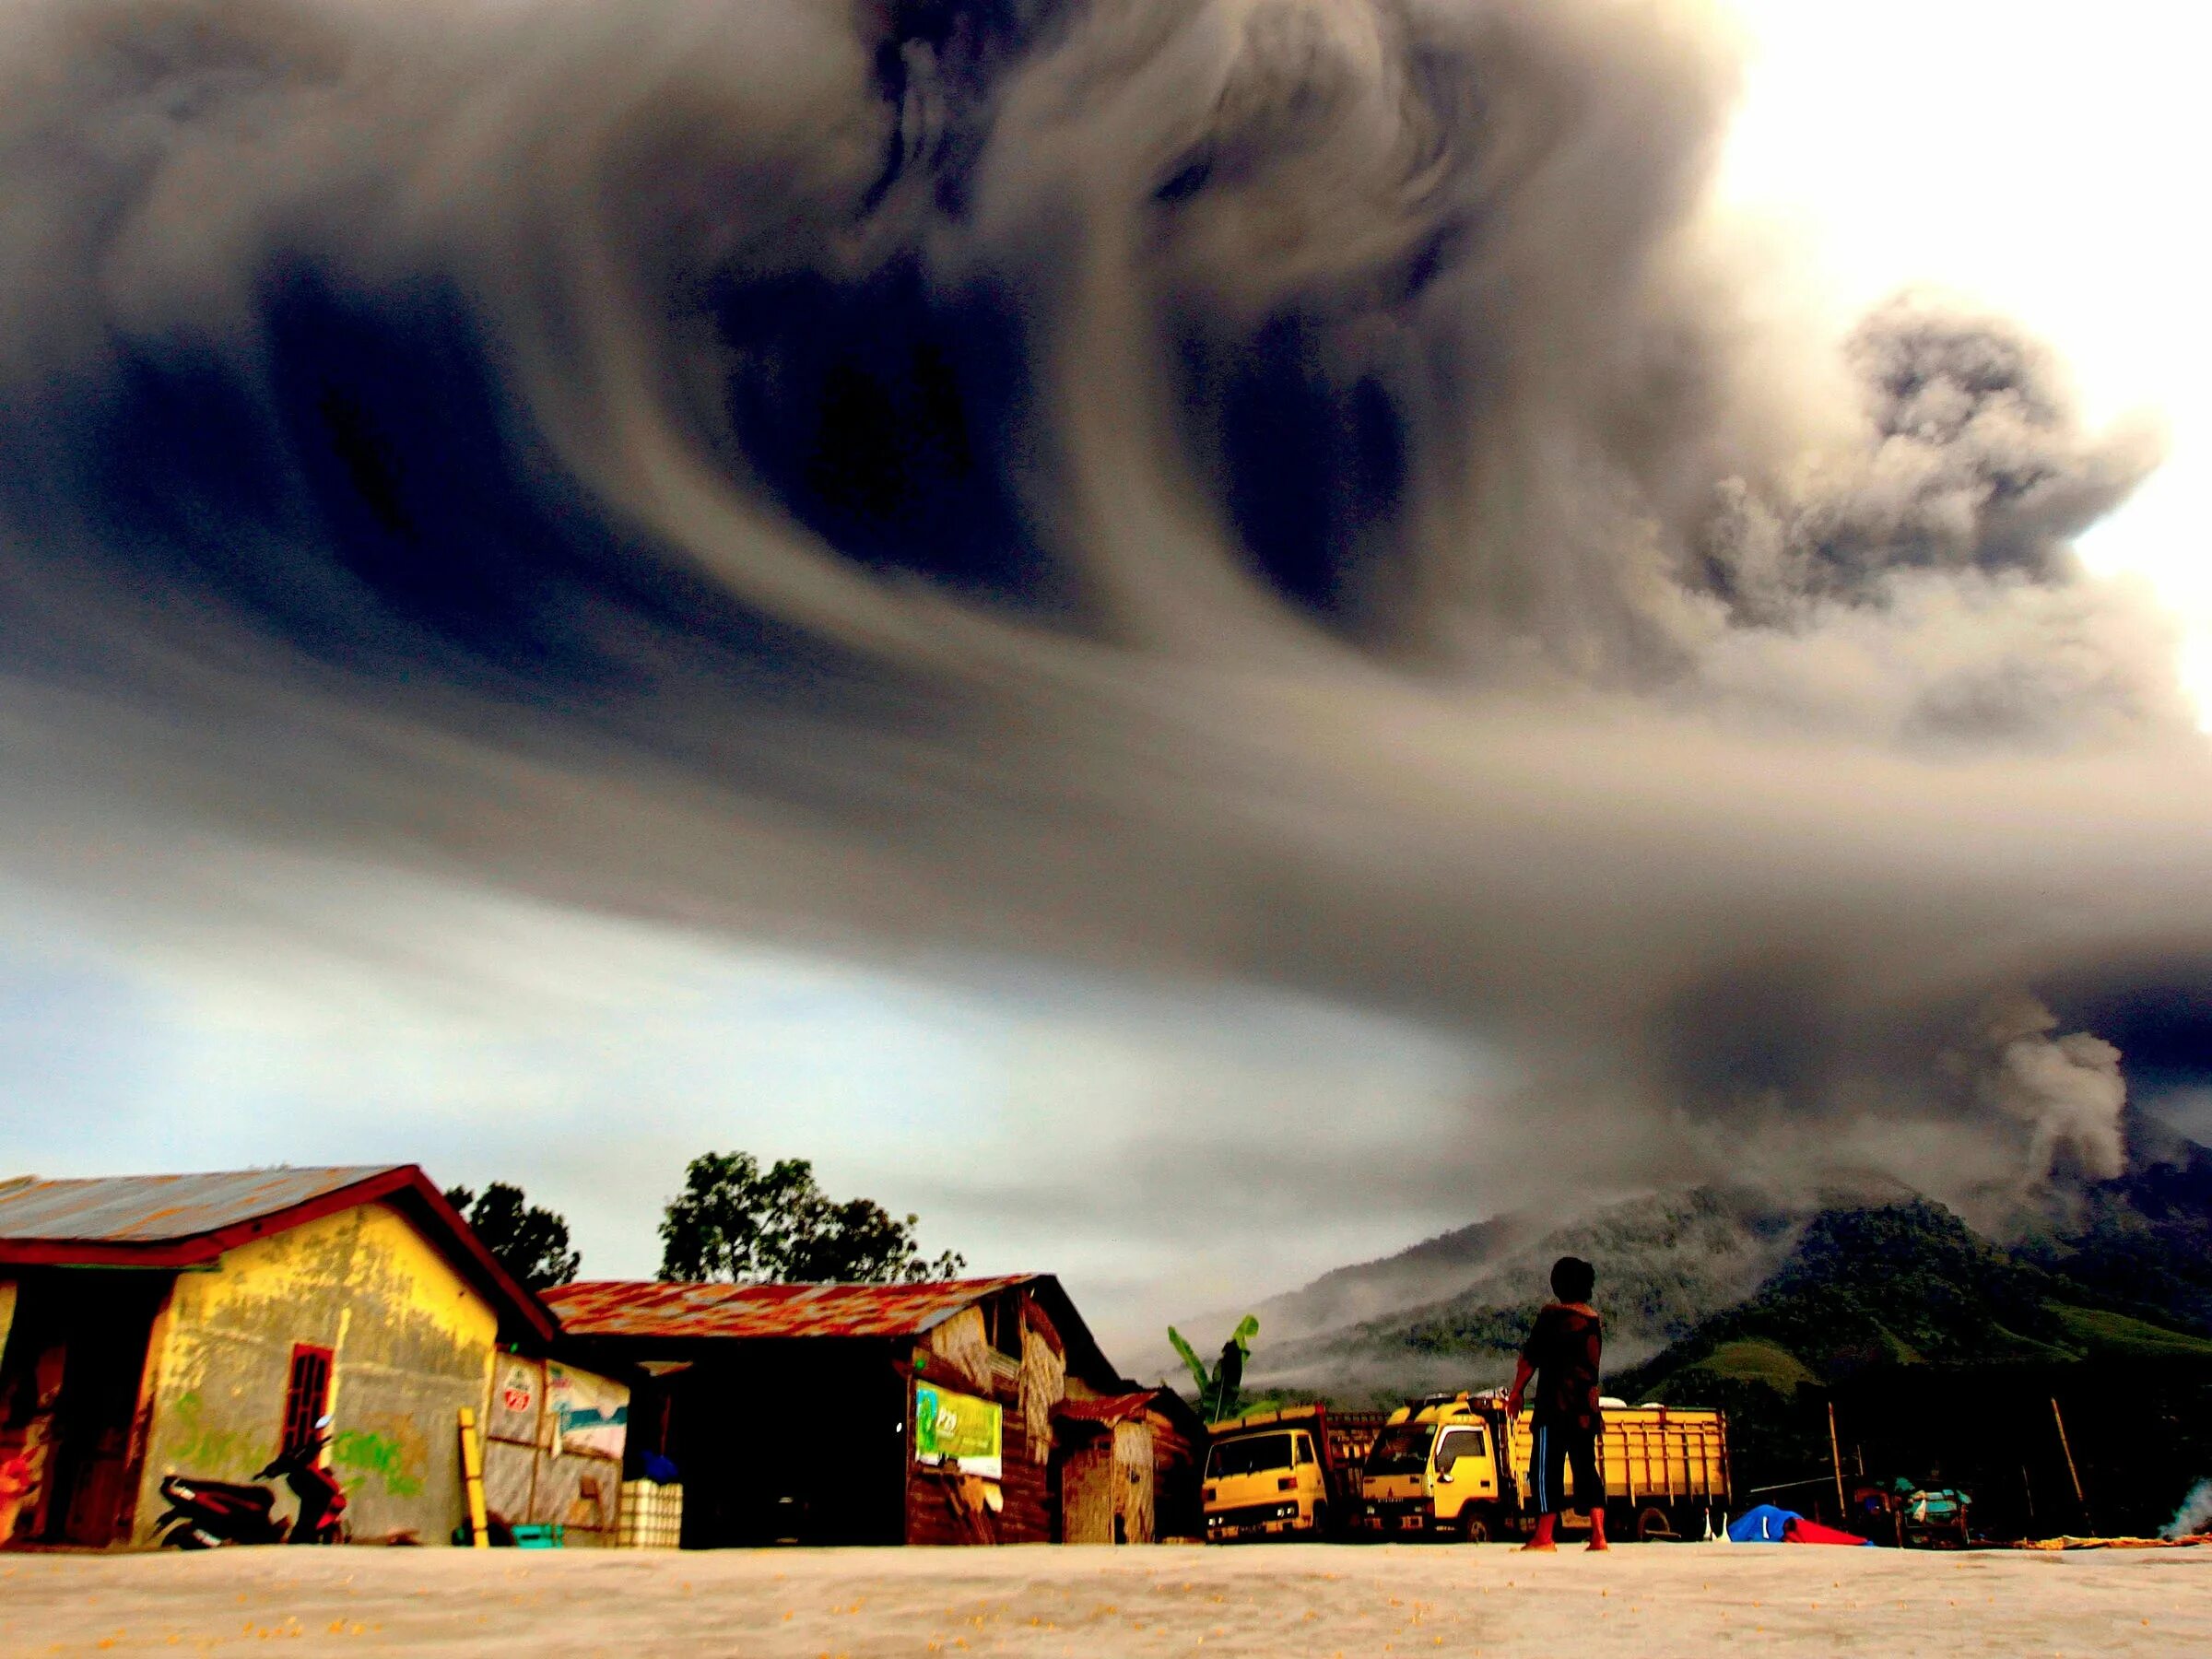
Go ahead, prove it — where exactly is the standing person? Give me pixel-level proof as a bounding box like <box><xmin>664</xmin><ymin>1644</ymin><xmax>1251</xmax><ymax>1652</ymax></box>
<box><xmin>1505</xmin><ymin>1255</ymin><xmax>1606</xmax><ymax>1551</ymax></box>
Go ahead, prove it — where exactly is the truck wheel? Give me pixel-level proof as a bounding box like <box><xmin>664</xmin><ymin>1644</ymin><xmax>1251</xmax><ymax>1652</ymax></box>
<box><xmin>1461</xmin><ymin>1512</ymin><xmax>1492</xmax><ymax>1544</ymax></box>
<box><xmin>1635</xmin><ymin>1507</ymin><xmax>1675</xmax><ymax>1542</ymax></box>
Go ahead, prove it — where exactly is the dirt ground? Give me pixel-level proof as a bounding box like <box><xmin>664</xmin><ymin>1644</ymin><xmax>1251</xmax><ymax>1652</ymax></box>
<box><xmin>3</xmin><ymin>1542</ymin><xmax>2205</xmax><ymax>1656</ymax></box>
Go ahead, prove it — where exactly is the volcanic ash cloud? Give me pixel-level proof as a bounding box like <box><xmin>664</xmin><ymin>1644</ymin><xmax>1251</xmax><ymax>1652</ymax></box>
<box><xmin>0</xmin><ymin>0</ymin><xmax>2201</xmax><ymax>1198</ymax></box>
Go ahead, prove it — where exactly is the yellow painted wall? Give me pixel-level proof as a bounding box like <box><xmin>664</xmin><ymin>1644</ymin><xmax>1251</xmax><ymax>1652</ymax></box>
<box><xmin>132</xmin><ymin>1201</ymin><xmax>497</xmax><ymax>1546</ymax></box>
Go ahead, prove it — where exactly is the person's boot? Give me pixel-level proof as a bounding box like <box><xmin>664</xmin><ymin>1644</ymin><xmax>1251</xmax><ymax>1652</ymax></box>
<box><xmin>1522</xmin><ymin>1514</ymin><xmax>1558</xmax><ymax>1552</ymax></box>
<box><xmin>1586</xmin><ymin>1507</ymin><xmax>1609</xmax><ymax>1552</ymax></box>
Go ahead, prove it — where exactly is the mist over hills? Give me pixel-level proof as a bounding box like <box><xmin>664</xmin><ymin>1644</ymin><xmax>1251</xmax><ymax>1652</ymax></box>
<box><xmin>1169</xmin><ymin>1107</ymin><xmax>2212</xmax><ymax>1407</ymax></box>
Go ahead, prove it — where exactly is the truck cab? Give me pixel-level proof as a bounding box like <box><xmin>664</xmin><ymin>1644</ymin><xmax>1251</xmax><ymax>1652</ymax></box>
<box><xmin>1358</xmin><ymin>1394</ymin><xmax>1508</xmax><ymax>1540</ymax></box>
<box><xmin>1201</xmin><ymin>1406</ymin><xmax>1342</xmax><ymax>1541</ymax></box>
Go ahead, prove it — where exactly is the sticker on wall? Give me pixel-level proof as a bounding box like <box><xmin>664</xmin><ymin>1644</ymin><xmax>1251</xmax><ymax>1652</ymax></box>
<box><xmin>500</xmin><ymin>1367</ymin><xmax>535</xmax><ymax>1416</ymax></box>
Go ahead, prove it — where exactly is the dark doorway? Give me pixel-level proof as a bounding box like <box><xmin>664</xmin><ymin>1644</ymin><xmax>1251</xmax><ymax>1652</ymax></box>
<box><xmin>0</xmin><ymin>1271</ymin><xmax>170</xmax><ymax>1547</ymax></box>
<box><xmin>655</xmin><ymin>1340</ymin><xmax>908</xmax><ymax>1547</ymax></box>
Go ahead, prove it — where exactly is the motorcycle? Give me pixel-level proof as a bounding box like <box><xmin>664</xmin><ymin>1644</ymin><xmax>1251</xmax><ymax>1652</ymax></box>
<box><xmin>157</xmin><ymin>1422</ymin><xmax>348</xmax><ymax>1547</ymax></box>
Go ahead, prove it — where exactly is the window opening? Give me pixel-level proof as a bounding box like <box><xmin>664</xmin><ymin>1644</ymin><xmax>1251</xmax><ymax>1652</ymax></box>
<box><xmin>990</xmin><ymin>1294</ymin><xmax>1023</xmax><ymax>1358</ymax></box>
<box><xmin>282</xmin><ymin>1345</ymin><xmax>334</xmax><ymax>1456</ymax></box>
<box><xmin>1366</xmin><ymin>1423</ymin><xmax>1437</xmax><ymax>1476</ymax></box>
<box><xmin>1204</xmin><ymin>1433</ymin><xmax>1295</xmax><ymax>1479</ymax></box>
<box><xmin>1436</xmin><ymin>1428</ymin><xmax>1486</xmax><ymax>1472</ymax></box>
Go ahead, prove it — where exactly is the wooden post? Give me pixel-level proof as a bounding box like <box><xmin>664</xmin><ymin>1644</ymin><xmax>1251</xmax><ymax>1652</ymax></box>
<box><xmin>2051</xmin><ymin>1397</ymin><xmax>2087</xmax><ymax>1529</ymax></box>
<box><xmin>458</xmin><ymin>1406</ymin><xmax>490</xmax><ymax>1549</ymax></box>
<box><xmin>1826</xmin><ymin>1401</ymin><xmax>1846</xmax><ymax>1524</ymax></box>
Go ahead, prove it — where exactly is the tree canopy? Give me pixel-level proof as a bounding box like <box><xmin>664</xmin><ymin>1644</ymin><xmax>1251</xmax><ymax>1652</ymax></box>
<box><xmin>657</xmin><ymin>1150</ymin><xmax>965</xmax><ymax>1284</ymax></box>
<box><xmin>443</xmin><ymin>1182</ymin><xmax>582</xmax><ymax>1290</ymax></box>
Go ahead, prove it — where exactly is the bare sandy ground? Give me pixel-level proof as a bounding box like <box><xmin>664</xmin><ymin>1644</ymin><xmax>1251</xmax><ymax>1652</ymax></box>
<box><xmin>3</xmin><ymin>1542</ymin><xmax>2205</xmax><ymax>1657</ymax></box>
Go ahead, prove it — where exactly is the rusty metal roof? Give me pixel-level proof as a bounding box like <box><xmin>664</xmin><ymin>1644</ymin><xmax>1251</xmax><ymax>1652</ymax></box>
<box><xmin>0</xmin><ymin>1166</ymin><xmax>404</xmax><ymax>1242</ymax></box>
<box><xmin>544</xmin><ymin>1276</ymin><xmax>1048</xmax><ymax>1341</ymax></box>
<box><xmin>1054</xmin><ymin>1391</ymin><xmax>1160</xmax><ymax>1425</ymax></box>
<box><xmin>1056</xmin><ymin>1387</ymin><xmax>1207</xmax><ymax>1449</ymax></box>
<box><xmin>0</xmin><ymin>1166</ymin><xmax>556</xmax><ymax>1343</ymax></box>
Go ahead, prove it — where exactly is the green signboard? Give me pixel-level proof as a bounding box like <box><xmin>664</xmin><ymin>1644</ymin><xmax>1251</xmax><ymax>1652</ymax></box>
<box><xmin>914</xmin><ymin>1382</ymin><xmax>1003</xmax><ymax>1480</ymax></box>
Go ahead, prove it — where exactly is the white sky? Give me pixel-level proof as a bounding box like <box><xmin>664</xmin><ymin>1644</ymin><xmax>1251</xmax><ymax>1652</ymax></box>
<box><xmin>1718</xmin><ymin>0</ymin><xmax>2212</xmax><ymax>712</ymax></box>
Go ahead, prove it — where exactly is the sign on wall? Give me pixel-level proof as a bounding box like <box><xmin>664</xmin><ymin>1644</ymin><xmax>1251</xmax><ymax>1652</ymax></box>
<box><xmin>914</xmin><ymin>1382</ymin><xmax>1003</xmax><ymax>1481</ymax></box>
<box><xmin>547</xmin><ymin>1363</ymin><xmax>629</xmax><ymax>1460</ymax></box>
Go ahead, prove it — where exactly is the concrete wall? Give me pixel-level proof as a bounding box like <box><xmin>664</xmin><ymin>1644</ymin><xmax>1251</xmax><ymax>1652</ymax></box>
<box><xmin>130</xmin><ymin>1201</ymin><xmax>497</xmax><ymax>1546</ymax></box>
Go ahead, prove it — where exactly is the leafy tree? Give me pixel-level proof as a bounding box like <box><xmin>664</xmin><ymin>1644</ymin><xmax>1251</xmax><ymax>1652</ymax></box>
<box><xmin>444</xmin><ymin>1182</ymin><xmax>582</xmax><ymax>1290</ymax></box>
<box><xmin>656</xmin><ymin>1150</ymin><xmax>965</xmax><ymax>1284</ymax></box>
<box><xmin>1170</xmin><ymin>1315</ymin><xmax>1259</xmax><ymax>1420</ymax></box>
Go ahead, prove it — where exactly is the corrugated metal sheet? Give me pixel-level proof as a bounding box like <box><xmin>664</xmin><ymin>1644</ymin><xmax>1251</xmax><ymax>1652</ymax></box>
<box><xmin>545</xmin><ymin>1276</ymin><xmax>1041</xmax><ymax>1340</ymax></box>
<box><xmin>1056</xmin><ymin>1392</ymin><xmax>1163</xmax><ymax>1425</ymax></box>
<box><xmin>0</xmin><ymin>1167</ymin><xmax>402</xmax><ymax>1243</ymax></box>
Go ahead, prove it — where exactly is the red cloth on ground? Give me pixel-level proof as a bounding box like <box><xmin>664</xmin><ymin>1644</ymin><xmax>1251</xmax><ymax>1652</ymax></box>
<box><xmin>1785</xmin><ymin>1516</ymin><xmax>1872</xmax><ymax>1546</ymax></box>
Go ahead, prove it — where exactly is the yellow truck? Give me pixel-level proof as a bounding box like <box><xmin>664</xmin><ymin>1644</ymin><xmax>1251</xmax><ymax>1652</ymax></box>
<box><xmin>1200</xmin><ymin>1405</ymin><xmax>1382</xmax><ymax>1542</ymax></box>
<box><xmin>1357</xmin><ymin>1391</ymin><xmax>1730</xmax><ymax>1542</ymax></box>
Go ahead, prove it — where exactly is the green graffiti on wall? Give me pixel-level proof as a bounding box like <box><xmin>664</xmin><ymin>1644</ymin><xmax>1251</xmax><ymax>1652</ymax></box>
<box><xmin>333</xmin><ymin>1430</ymin><xmax>423</xmax><ymax>1498</ymax></box>
<box><xmin>167</xmin><ymin>1392</ymin><xmax>248</xmax><ymax>1474</ymax></box>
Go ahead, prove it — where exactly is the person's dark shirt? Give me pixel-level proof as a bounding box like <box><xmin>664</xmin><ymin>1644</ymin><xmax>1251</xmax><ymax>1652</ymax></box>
<box><xmin>1522</xmin><ymin>1302</ymin><xmax>1603</xmax><ymax>1430</ymax></box>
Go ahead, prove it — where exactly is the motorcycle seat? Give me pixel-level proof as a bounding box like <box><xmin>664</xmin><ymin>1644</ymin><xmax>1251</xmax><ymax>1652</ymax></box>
<box><xmin>163</xmin><ymin>1477</ymin><xmax>278</xmax><ymax>1512</ymax></box>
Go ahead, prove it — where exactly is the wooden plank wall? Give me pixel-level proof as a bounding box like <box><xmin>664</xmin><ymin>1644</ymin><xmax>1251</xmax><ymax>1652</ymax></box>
<box><xmin>1060</xmin><ymin>1431</ymin><xmax>1115</xmax><ymax>1544</ymax></box>
<box><xmin>902</xmin><ymin>1288</ymin><xmax>1065</xmax><ymax>1545</ymax></box>
<box><xmin>906</xmin><ymin>1410</ymin><xmax>1055</xmax><ymax>1544</ymax></box>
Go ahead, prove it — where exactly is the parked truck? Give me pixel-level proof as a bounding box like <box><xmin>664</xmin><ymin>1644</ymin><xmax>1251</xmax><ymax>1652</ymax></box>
<box><xmin>1356</xmin><ymin>1391</ymin><xmax>1730</xmax><ymax>1542</ymax></box>
<box><xmin>1200</xmin><ymin>1404</ymin><xmax>1383</xmax><ymax>1541</ymax></box>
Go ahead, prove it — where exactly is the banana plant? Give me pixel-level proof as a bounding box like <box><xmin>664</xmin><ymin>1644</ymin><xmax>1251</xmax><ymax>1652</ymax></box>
<box><xmin>1168</xmin><ymin>1315</ymin><xmax>1258</xmax><ymax>1421</ymax></box>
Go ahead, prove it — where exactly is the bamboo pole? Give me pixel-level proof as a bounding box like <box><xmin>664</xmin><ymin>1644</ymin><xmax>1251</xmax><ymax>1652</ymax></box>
<box><xmin>1826</xmin><ymin>1401</ymin><xmax>1846</xmax><ymax>1523</ymax></box>
<box><xmin>2051</xmin><ymin>1396</ymin><xmax>2087</xmax><ymax>1527</ymax></box>
<box><xmin>458</xmin><ymin>1406</ymin><xmax>490</xmax><ymax>1548</ymax></box>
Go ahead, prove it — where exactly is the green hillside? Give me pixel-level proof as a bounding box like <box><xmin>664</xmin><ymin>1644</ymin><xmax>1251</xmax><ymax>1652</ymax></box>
<box><xmin>1222</xmin><ymin>1121</ymin><xmax>2212</xmax><ymax>1422</ymax></box>
<box><xmin>2044</xmin><ymin>1302</ymin><xmax>2212</xmax><ymax>1358</ymax></box>
<box><xmin>1685</xmin><ymin>1337</ymin><xmax>1819</xmax><ymax>1392</ymax></box>
<box><xmin>1624</xmin><ymin>1198</ymin><xmax>2212</xmax><ymax>1403</ymax></box>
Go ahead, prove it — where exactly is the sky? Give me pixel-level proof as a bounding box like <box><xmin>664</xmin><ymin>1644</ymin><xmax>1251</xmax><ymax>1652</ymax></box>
<box><xmin>0</xmin><ymin>0</ymin><xmax>2208</xmax><ymax>1367</ymax></box>
<box><xmin>1719</xmin><ymin>0</ymin><xmax>2212</xmax><ymax>708</ymax></box>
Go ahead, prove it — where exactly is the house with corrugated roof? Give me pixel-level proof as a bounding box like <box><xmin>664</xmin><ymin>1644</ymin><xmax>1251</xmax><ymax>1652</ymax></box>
<box><xmin>546</xmin><ymin>1276</ymin><xmax>1202</xmax><ymax>1547</ymax></box>
<box><xmin>0</xmin><ymin>1166</ymin><xmax>627</xmax><ymax>1550</ymax></box>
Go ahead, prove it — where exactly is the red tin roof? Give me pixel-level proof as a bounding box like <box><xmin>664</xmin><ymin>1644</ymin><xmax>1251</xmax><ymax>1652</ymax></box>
<box><xmin>545</xmin><ymin>1275</ymin><xmax>1041</xmax><ymax>1340</ymax></box>
<box><xmin>1055</xmin><ymin>1391</ymin><xmax>1160</xmax><ymax>1424</ymax></box>
<box><xmin>546</xmin><ymin>1274</ymin><xmax>1126</xmax><ymax>1389</ymax></box>
<box><xmin>0</xmin><ymin>1165</ymin><xmax>554</xmax><ymax>1341</ymax></box>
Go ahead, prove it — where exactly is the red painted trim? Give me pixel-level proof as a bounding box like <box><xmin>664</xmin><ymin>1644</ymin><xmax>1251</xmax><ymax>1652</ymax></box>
<box><xmin>195</xmin><ymin>1167</ymin><xmax>425</xmax><ymax>1258</ymax></box>
<box><xmin>0</xmin><ymin>1167</ymin><xmax>557</xmax><ymax>1344</ymax></box>
<box><xmin>397</xmin><ymin>1175</ymin><xmax>559</xmax><ymax>1344</ymax></box>
<box><xmin>282</xmin><ymin>1343</ymin><xmax>336</xmax><ymax>1454</ymax></box>
<box><xmin>0</xmin><ymin>1240</ymin><xmax>218</xmax><ymax>1267</ymax></box>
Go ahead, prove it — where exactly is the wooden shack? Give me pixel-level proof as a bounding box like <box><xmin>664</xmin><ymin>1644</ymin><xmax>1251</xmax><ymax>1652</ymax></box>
<box><xmin>1053</xmin><ymin>1388</ymin><xmax>1206</xmax><ymax>1543</ymax></box>
<box><xmin>546</xmin><ymin>1274</ymin><xmax>1198</xmax><ymax>1547</ymax></box>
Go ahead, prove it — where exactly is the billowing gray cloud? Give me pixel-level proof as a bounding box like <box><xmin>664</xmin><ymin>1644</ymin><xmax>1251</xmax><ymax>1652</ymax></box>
<box><xmin>0</xmin><ymin>0</ymin><xmax>2201</xmax><ymax>1216</ymax></box>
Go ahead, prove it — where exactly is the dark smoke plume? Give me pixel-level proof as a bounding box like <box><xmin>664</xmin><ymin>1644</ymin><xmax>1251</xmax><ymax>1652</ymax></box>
<box><xmin>0</xmin><ymin>0</ymin><xmax>2201</xmax><ymax>1202</ymax></box>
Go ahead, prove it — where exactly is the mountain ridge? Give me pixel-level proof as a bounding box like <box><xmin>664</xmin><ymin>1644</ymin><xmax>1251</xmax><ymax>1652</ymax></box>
<box><xmin>1177</xmin><ymin>1109</ymin><xmax>2212</xmax><ymax>1406</ymax></box>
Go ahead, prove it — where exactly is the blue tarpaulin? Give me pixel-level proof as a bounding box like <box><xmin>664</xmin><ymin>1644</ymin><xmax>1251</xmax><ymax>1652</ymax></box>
<box><xmin>1728</xmin><ymin>1504</ymin><xmax>1801</xmax><ymax>1543</ymax></box>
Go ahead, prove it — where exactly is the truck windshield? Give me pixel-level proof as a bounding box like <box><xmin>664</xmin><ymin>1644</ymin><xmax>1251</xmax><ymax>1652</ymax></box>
<box><xmin>1366</xmin><ymin>1423</ymin><xmax>1438</xmax><ymax>1476</ymax></box>
<box><xmin>1206</xmin><ymin>1433</ymin><xmax>1296</xmax><ymax>1478</ymax></box>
